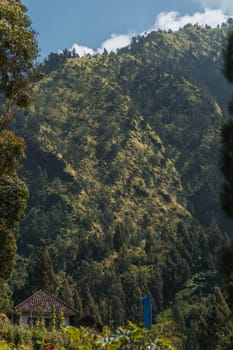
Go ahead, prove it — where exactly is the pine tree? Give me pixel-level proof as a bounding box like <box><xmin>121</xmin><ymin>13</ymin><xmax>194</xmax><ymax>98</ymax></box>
<box><xmin>99</xmin><ymin>271</ymin><xmax>126</xmax><ymax>326</ymax></box>
<box><xmin>148</xmin><ymin>266</ymin><xmax>163</xmax><ymax>313</ymax></box>
<box><xmin>186</xmin><ymin>320</ymin><xmax>200</xmax><ymax>350</ymax></box>
<box><xmin>173</xmin><ymin>300</ymin><xmax>185</xmax><ymax>333</ymax></box>
<box><xmin>73</xmin><ymin>289</ymin><xmax>83</xmax><ymax>318</ymax></box>
<box><xmin>58</xmin><ymin>276</ymin><xmax>74</xmax><ymax>307</ymax></box>
<box><xmin>200</xmin><ymin>288</ymin><xmax>231</xmax><ymax>349</ymax></box>
<box><xmin>30</xmin><ymin>240</ymin><xmax>57</xmax><ymax>293</ymax></box>
<box><xmin>82</xmin><ymin>285</ymin><xmax>101</xmax><ymax>323</ymax></box>
<box><xmin>122</xmin><ymin>272</ymin><xmax>142</xmax><ymax>323</ymax></box>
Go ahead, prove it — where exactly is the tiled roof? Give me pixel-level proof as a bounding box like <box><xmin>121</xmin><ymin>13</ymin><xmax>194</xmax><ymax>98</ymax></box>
<box><xmin>15</xmin><ymin>289</ymin><xmax>77</xmax><ymax>316</ymax></box>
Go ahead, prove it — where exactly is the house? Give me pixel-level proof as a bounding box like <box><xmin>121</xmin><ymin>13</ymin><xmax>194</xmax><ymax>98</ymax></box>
<box><xmin>15</xmin><ymin>289</ymin><xmax>78</xmax><ymax>327</ymax></box>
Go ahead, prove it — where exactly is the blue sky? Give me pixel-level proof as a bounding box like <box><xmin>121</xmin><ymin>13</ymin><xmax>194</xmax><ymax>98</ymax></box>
<box><xmin>22</xmin><ymin>0</ymin><xmax>232</xmax><ymax>60</ymax></box>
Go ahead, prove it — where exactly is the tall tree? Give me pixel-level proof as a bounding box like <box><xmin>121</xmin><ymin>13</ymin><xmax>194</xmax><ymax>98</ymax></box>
<box><xmin>221</xmin><ymin>30</ymin><xmax>233</xmax><ymax>216</ymax></box>
<box><xmin>0</xmin><ymin>0</ymin><xmax>39</xmax><ymax>130</ymax></box>
<box><xmin>0</xmin><ymin>0</ymin><xmax>38</xmax><ymax>291</ymax></box>
<box><xmin>0</xmin><ymin>131</ymin><xmax>28</xmax><ymax>286</ymax></box>
<box><xmin>220</xmin><ymin>30</ymin><xmax>233</xmax><ymax>303</ymax></box>
<box><xmin>30</xmin><ymin>240</ymin><xmax>58</xmax><ymax>293</ymax></box>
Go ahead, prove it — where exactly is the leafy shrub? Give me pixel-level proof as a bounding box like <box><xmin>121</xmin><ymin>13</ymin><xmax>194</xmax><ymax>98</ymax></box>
<box><xmin>0</xmin><ymin>323</ymin><xmax>176</xmax><ymax>350</ymax></box>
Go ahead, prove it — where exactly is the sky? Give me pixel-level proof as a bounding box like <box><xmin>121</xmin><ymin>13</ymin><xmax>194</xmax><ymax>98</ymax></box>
<box><xmin>22</xmin><ymin>0</ymin><xmax>233</xmax><ymax>60</ymax></box>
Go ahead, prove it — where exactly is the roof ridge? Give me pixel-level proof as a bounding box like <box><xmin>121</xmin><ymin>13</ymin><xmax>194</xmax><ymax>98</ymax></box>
<box><xmin>15</xmin><ymin>289</ymin><xmax>44</xmax><ymax>309</ymax></box>
<box><xmin>15</xmin><ymin>289</ymin><xmax>78</xmax><ymax>315</ymax></box>
<box><xmin>40</xmin><ymin>289</ymin><xmax>78</xmax><ymax>313</ymax></box>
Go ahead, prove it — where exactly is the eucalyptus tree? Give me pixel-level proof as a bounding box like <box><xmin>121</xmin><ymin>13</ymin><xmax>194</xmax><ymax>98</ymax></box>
<box><xmin>0</xmin><ymin>0</ymin><xmax>38</xmax><ymax>287</ymax></box>
<box><xmin>0</xmin><ymin>0</ymin><xmax>38</xmax><ymax>130</ymax></box>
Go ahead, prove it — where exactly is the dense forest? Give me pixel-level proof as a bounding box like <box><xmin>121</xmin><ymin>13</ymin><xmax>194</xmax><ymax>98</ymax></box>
<box><xmin>2</xmin><ymin>22</ymin><xmax>233</xmax><ymax>349</ymax></box>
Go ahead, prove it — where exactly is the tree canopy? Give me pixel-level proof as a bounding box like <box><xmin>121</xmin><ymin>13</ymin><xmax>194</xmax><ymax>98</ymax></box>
<box><xmin>221</xmin><ymin>30</ymin><xmax>233</xmax><ymax>217</ymax></box>
<box><xmin>0</xmin><ymin>20</ymin><xmax>231</xmax><ymax>348</ymax></box>
<box><xmin>0</xmin><ymin>0</ymin><xmax>38</xmax><ymax>286</ymax></box>
<box><xmin>0</xmin><ymin>0</ymin><xmax>38</xmax><ymax>130</ymax></box>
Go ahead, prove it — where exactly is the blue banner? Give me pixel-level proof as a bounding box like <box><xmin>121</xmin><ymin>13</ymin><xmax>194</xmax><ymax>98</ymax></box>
<box><xmin>142</xmin><ymin>295</ymin><xmax>152</xmax><ymax>329</ymax></box>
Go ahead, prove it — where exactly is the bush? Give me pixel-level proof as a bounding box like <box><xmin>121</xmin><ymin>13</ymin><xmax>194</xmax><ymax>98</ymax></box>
<box><xmin>0</xmin><ymin>322</ymin><xmax>176</xmax><ymax>350</ymax></box>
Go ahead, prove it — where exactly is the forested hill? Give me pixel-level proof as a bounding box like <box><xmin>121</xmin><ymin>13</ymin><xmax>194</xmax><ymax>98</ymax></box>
<box><xmin>10</xmin><ymin>24</ymin><xmax>233</xmax><ymax>348</ymax></box>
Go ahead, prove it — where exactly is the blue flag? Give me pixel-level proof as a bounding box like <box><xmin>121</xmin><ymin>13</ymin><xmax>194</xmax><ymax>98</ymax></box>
<box><xmin>142</xmin><ymin>295</ymin><xmax>152</xmax><ymax>329</ymax></box>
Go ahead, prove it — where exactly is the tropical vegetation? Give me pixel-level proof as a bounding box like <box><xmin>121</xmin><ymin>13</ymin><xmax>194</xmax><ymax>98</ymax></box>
<box><xmin>1</xmin><ymin>2</ymin><xmax>233</xmax><ymax>349</ymax></box>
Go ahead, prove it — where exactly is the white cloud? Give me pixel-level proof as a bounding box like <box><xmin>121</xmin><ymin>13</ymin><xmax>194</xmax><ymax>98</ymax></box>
<box><xmin>196</xmin><ymin>0</ymin><xmax>233</xmax><ymax>15</ymax></box>
<box><xmin>153</xmin><ymin>8</ymin><xmax>228</xmax><ymax>32</ymax></box>
<box><xmin>70</xmin><ymin>43</ymin><xmax>94</xmax><ymax>57</ymax></box>
<box><xmin>71</xmin><ymin>33</ymin><xmax>132</xmax><ymax>57</ymax></box>
<box><xmin>98</xmin><ymin>34</ymin><xmax>132</xmax><ymax>54</ymax></box>
<box><xmin>70</xmin><ymin>7</ymin><xmax>229</xmax><ymax>57</ymax></box>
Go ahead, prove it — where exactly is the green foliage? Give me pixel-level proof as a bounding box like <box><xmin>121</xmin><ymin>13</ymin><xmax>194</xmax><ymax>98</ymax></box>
<box><xmin>220</xmin><ymin>25</ymin><xmax>233</xmax><ymax>313</ymax></box>
<box><xmin>0</xmin><ymin>340</ymin><xmax>11</xmax><ymax>350</ymax></box>
<box><xmin>6</xmin><ymin>23</ymin><xmax>233</xmax><ymax>346</ymax></box>
<box><xmin>0</xmin><ymin>177</ymin><xmax>28</xmax><ymax>226</ymax></box>
<box><xmin>223</xmin><ymin>30</ymin><xmax>233</xmax><ymax>84</ymax></box>
<box><xmin>49</xmin><ymin>306</ymin><xmax>56</xmax><ymax>332</ymax></box>
<box><xmin>0</xmin><ymin>0</ymin><xmax>37</xmax><ymax>297</ymax></box>
<box><xmin>0</xmin><ymin>132</ymin><xmax>28</xmax><ymax>289</ymax></box>
<box><xmin>219</xmin><ymin>242</ymin><xmax>233</xmax><ymax>305</ymax></box>
<box><xmin>58</xmin><ymin>310</ymin><xmax>65</xmax><ymax>330</ymax></box>
<box><xmin>0</xmin><ymin>130</ymin><xmax>26</xmax><ymax>176</ymax></box>
<box><xmin>0</xmin><ymin>0</ymin><xmax>38</xmax><ymax>130</ymax></box>
<box><xmin>30</xmin><ymin>240</ymin><xmax>57</xmax><ymax>294</ymax></box>
<box><xmin>220</xmin><ymin>121</ymin><xmax>233</xmax><ymax>216</ymax></box>
<box><xmin>0</xmin><ymin>226</ymin><xmax>16</xmax><ymax>283</ymax></box>
<box><xmin>0</xmin><ymin>322</ymin><xmax>175</xmax><ymax>350</ymax></box>
<box><xmin>153</xmin><ymin>283</ymin><xmax>233</xmax><ymax>350</ymax></box>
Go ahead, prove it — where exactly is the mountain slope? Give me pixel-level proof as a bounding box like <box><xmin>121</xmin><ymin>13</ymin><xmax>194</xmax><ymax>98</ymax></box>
<box><xmin>9</xmin><ymin>24</ymin><xmax>233</xmax><ymax>348</ymax></box>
